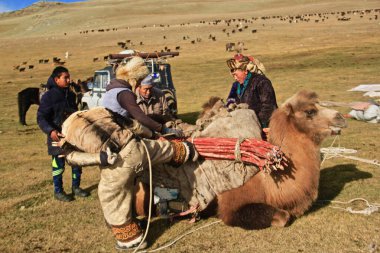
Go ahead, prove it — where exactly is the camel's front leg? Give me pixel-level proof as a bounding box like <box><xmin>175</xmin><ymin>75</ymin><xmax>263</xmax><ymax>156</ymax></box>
<box><xmin>218</xmin><ymin>201</ymin><xmax>290</xmax><ymax>229</ymax></box>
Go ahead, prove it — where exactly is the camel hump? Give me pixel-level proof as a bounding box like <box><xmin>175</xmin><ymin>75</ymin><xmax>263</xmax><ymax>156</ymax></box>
<box><xmin>199</xmin><ymin>109</ymin><xmax>262</xmax><ymax>139</ymax></box>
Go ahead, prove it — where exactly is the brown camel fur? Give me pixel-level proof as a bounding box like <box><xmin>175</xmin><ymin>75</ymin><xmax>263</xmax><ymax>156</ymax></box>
<box><xmin>216</xmin><ymin>90</ymin><xmax>346</xmax><ymax>229</ymax></box>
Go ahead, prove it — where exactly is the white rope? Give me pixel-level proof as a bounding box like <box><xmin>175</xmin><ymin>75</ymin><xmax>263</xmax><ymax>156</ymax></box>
<box><xmin>139</xmin><ymin>220</ymin><xmax>222</xmax><ymax>253</ymax></box>
<box><xmin>234</xmin><ymin>138</ymin><xmax>245</xmax><ymax>163</ymax></box>
<box><xmin>318</xmin><ymin>198</ymin><xmax>380</xmax><ymax>216</ymax></box>
<box><xmin>135</xmin><ymin>140</ymin><xmax>222</xmax><ymax>253</ymax></box>
<box><xmin>133</xmin><ymin>139</ymin><xmax>153</xmax><ymax>253</ymax></box>
<box><xmin>321</xmin><ymin>136</ymin><xmax>380</xmax><ymax>167</ymax></box>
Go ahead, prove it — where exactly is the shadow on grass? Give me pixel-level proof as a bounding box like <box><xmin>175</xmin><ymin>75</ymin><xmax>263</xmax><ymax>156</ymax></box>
<box><xmin>84</xmin><ymin>183</ymin><xmax>98</xmax><ymax>193</ymax></box>
<box><xmin>145</xmin><ymin>216</ymin><xmax>196</xmax><ymax>247</ymax></box>
<box><xmin>308</xmin><ymin>163</ymin><xmax>372</xmax><ymax>214</ymax></box>
<box><xmin>145</xmin><ymin>218</ymin><xmax>173</xmax><ymax>246</ymax></box>
<box><xmin>178</xmin><ymin>111</ymin><xmax>200</xmax><ymax>125</ymax></box>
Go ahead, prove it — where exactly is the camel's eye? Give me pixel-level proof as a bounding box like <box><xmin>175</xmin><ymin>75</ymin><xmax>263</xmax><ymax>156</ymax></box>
<box><xmin>305</xmin><ymin>109</ymin><xmax>317</xmax><ymax>118</ymax></box>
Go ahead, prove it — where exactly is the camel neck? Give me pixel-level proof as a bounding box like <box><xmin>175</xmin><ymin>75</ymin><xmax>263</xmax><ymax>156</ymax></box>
<box><xmin>269</xmin><ymin>119</ymin><xmax>321</xmax><ymax>180</ymax></box>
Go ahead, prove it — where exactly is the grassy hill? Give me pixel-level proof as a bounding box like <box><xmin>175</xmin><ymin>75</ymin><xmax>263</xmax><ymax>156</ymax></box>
<box><xmin>1</xmin><ymin>0</ymin><xmax>379</xmax><ymax>37</ymax></box>
<box><xmin>0</xmin><ymin>0</ymin><xmax>379</xmax><ymax>252</ymax></box>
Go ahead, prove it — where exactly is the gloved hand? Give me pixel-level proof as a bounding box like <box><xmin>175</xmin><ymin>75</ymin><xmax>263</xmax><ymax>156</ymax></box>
<box><xmin>162</xmin><ymin>127</ymin><xmax>184</xmax><ymax>138</ymax></box>
<box><xmin>226</xmin><ymin>98</ymin><xmax>237</xmax><ymax>111</ymax></box>
<box><xmin>100</xmin><ymin>147</ymin><xmax>118</xmax><ymax>166</ymax></box>
<box><xmin>226</xmin><ymin>98</ymin><xmax>236</xmax><ymax>107</ymax></box>
<box><xmin>183</xmin><ymin>141</ymin><xmax>199</xmax><ymax>162</ymax></box>
<box><xmin>169</xmin><ymin>140</ymin><xmax>199</xmax><ymax>166</ymax></box>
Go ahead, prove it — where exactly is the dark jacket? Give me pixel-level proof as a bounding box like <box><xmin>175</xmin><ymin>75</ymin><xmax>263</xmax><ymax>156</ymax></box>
<box><xmin>37</xmin><ymin>82</ymin><xmax>78</xmax><ymax>155</ymax></box>
<box><xmin>228</xmin><ymin>73</ymin><xmax>278</xmax><ymax>128</ymax></box>
<box><xmin>106</xmin><ymin>79</ymin><xmax>163</xmax><ymax>132</ymax></box>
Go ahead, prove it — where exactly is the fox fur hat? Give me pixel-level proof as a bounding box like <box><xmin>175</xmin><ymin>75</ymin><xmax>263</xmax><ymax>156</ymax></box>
<box><xmin>226</xmin><ymin>53</ymin><xmax>266</xmax><ymax>74</ymax></box>
<box><xmin>116</xmin><ymin>56</ymin><xmax>149</xmax><ymax>89</ymax></box>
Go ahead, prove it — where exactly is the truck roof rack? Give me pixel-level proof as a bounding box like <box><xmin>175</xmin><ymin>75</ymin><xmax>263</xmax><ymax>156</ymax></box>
<box><xmin>108</xmin><ymin>52</ymin><xmax>179</xmax><ymax>62</ymax></box>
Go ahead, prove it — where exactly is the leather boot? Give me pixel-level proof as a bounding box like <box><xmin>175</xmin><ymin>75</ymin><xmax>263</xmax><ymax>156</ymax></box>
<box><xmin>54</xmin><ymin>191</ymin><xmax>74</xmax><ymax>202</ymax></box>
<box><xmin>112</xmin><ymin>221</ymin><xmax>147</xmax><ymax>251</ymax></box>
<box><xmin>72</xmin><ymin>187</ymin><xmax>90</xmax><ymax>197</ymax></box>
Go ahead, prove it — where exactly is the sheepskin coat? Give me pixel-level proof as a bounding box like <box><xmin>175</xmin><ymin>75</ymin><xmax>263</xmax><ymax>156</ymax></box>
<box><xmin>228</xmin><ymin>73</ymin><xmax>278</xmax><ymax>128</ymax></box>
<box><xmin>136</xmin><ymin>87</ymin><xmax>176</xmax><ymax>124</ymax></box>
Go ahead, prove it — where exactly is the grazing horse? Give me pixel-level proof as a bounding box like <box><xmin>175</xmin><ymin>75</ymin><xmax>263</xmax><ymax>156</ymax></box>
<box><xmin>17</xmin><ymin>86</ymin><xmax>45</xmax><ymax>125</ymax></box>
<box><xmin>18</xmin><ymin>82</ymin><xmax>80</xmax><ymax>125</ymax></box>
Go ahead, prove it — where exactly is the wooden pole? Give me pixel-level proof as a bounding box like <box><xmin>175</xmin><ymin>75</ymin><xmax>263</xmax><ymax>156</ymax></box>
<box><xmin>108</xmin><ymin>52</ymin><xmax>179</xmax><ymax>60</ymax></box>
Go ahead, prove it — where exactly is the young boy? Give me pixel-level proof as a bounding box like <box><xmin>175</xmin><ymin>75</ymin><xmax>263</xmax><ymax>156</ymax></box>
<box><xmin>37</xmin><ymin>66</ymin><xmax>90</xmax><ymax>202</ymax></box>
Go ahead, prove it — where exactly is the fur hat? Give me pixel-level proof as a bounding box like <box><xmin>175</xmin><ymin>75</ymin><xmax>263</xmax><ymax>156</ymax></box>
<box><xmin>226</xmin><ymin>53</ymin><xmax>266</xmax><ymax>74</ymax></box>
<box><xmin>116</xmin><ymin>57</ymin><xmax>149</xmax><ymax>89</ymax></box>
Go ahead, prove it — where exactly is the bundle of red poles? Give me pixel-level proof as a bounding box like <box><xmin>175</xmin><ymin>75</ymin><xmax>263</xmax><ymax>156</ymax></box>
<box><xmin>189</xmin><ymin>137</ymin><xmax>288</xmax><ymax>173</ymax></box>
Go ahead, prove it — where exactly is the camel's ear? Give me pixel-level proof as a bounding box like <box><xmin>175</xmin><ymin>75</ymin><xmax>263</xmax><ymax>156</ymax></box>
<box><xmin>283</xmin><ymin>103</ymin><xmax>294</xmax><ymax>116</ymax></box>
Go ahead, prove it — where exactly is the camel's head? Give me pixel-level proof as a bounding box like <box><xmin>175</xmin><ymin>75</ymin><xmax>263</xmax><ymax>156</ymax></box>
<box><xmin>276</xmin><ymin>90</ymin><xmax>347</xmax><ymax>144</ymax></box>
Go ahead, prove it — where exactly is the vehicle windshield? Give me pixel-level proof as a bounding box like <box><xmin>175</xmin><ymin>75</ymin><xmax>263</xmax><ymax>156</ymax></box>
<box><xmin>148</xmin><ymin>63</ymin><xmax>174</xmax><ymax>90</ymax></box>
<box><xmin>93</xmin><ymin>71</ymin><xmax>109</xmax><ymax>90</ymax></box>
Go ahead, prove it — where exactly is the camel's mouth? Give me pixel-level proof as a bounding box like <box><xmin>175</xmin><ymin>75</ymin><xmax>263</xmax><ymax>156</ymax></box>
<box><xmin>329</xmin><ymin>115</ymin><xmax>347</xmax><ymax>135</ymax></box>
<box><xmin>329</xmin><ymin>126</ymin><xmax>342</xmax><ymax>135</ymax></box>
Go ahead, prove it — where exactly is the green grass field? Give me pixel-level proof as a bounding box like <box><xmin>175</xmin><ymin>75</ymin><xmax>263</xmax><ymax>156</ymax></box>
<box><xmin>0</xmin><ymin>0</ymin><xmax>379</xmax><ymax>252</ymax></box>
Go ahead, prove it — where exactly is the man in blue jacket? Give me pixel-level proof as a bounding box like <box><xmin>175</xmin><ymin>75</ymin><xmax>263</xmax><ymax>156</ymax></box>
<box><xmin>37</xmin><ymin>66</ymin><xmax>90</xmax><ymax>202</ymax></box>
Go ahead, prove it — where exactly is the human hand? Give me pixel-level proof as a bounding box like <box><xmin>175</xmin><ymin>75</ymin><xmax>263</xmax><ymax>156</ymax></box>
<box><xmin>100</xmin><ymin>147</ymin><xmax>118</xmax><ymax>166</ymax></box>
<box><xmin>162</xmin><ymin>127</ymin><xmax>184</xmax><ymax>138</ymax></box>
<box><xmin>183</xmin><ymin>141</ymin><xmax>199</xmax><ymax>162</ymax></box>
<box><xmin>106</xmin><ymin>147</ymin><xmax>117</xmax><ymax>165</ymax></box>
<box><xmin>50</xmin><ymin>130</ymin><xmax>65</xmax><ymax>142</ymax></box>
<box><xmin>226</xmin><ymin>98</ymin><xmax>236</xmax><ymax>107</ymax></box>
<box><xmin>226</xmin><ymin>98</ymin><xmax>237</xmax><ymax>111</ymax></box>
<box><xmin>263</xmin><ymin>128</ymin><xmax>270</xmax><ymax>140</ymax></box>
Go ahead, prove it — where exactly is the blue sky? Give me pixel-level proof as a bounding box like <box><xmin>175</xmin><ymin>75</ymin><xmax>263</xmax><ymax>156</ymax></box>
<box><xmin>0</xmin><ymin>0</ymin><xmax>86</xmax><ymax>12</ymax></box>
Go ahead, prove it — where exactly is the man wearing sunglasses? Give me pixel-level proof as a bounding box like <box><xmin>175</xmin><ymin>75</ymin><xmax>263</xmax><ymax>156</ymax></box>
<box><xmin>226</xmin><ymin>54</ymin><xmax>278</xmax><ymax>130</ymax></box>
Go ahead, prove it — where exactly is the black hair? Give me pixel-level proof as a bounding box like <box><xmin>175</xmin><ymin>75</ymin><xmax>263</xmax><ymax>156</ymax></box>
<box><xmin>51</xmin><ymin>66</ymin><xmax>69</xmax><ymax>79</ymax></box>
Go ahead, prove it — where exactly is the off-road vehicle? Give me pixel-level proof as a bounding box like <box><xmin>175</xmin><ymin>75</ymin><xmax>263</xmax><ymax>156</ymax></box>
<box><xmin>81</xmin><ymin>51</ymin><xmax>179</xmax><ymax>115</ymax></box>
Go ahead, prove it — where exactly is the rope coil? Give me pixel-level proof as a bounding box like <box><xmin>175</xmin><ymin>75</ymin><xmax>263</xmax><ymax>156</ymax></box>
<box><xmin>321</xmin><ymin>136</ymin><xmax>380</xmax><ymax>167</ymax></box>
<box><xmin>319</xmin><ymin>198</ymin><xmax>380</xmax><ymax>216</ymax></box>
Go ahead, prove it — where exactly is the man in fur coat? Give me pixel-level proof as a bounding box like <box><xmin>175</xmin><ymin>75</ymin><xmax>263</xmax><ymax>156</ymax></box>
<box><xmin>57</xmin><ymin>57</ymin><xmax>197</xmax><ymax>250</ymax></box>
<box><xmin>59</xmin><ymin>107</ymin><xmax>197</xmax><ymax>250</ymax></box>
<box><xmin>102</xmin><ymin>56</ymin><xmax>183</xmax><ymax>137</ymax></box>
